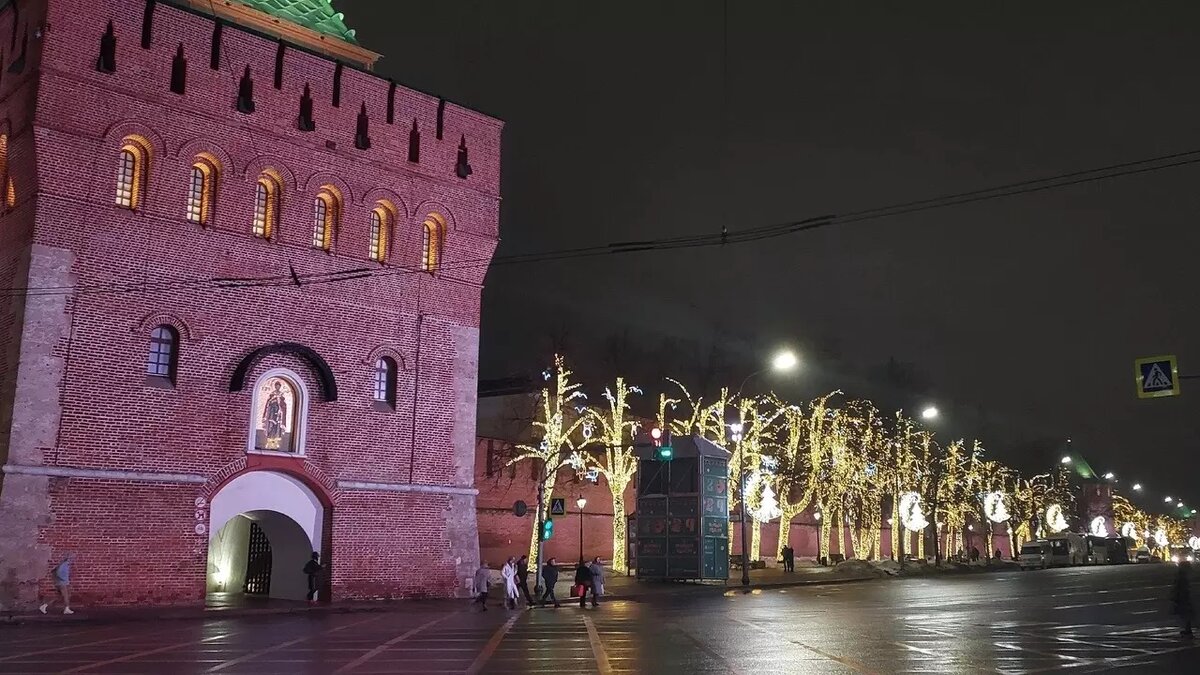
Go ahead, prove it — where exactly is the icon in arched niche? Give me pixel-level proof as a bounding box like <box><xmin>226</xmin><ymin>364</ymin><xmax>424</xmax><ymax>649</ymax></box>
<box><xmin>255</xmin><ymin>375</ymin><xmax>298</xmax><ymax>452</ymax></box>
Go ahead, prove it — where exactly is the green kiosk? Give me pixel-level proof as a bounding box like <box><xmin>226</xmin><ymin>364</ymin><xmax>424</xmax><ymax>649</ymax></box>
<box><xmin>634</xmin><ymin>433</ymin><xmax>730</xmax><ymax>581</ymax></box>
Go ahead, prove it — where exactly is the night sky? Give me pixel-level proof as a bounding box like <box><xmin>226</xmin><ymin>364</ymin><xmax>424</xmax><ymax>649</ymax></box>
<box><xmin>351</xmin><ymin>2</ymin><xmax>1200</xmax><ymax>510</ymax></box>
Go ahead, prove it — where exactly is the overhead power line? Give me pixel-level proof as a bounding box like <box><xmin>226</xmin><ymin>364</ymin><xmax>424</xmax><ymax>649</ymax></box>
<box><xmin>5</xmin><ymin>146</ymin><xmax>1200</xmax><ymax>299</ymax></box>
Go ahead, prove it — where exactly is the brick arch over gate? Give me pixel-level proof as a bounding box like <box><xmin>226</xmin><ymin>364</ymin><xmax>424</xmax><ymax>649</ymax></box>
<box><xmin>229</xmin><ymin>342</ymin><xmax>338</xmax><ymax>401</ymax></box>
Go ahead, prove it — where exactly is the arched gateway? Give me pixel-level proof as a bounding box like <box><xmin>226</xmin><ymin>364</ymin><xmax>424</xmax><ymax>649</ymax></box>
<box><xmin>206</xmin><ymin>471</ymin><xmax>327</xmax><ymax>602</ymax></box>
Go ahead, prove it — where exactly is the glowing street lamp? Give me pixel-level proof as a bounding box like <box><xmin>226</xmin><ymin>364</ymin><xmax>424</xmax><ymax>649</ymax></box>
<box><xmin>921</xmin><ymin>406</ymin><xmax>939</xmax><ymax>421</ymax></box>
<box><xmin>1133</xmin><ymin>483</ymin><xmax>1143</xmax><ymax>491</ymax></box>
<box><xmin>1060</xmin><ymin>456</ymin><xmax>1072</xmax><ymax>464</ymax></box>
<box><xmin>576</xmin><ymin>496</ymin><xmax>587</xmax><ymax>562</ymax></box>
<box><xmin>1165</xmin><ymin>496</ymin><xmax>1174</xmax><ymax>504</ymax></box>
<box><xmin>1103</xmin><ymin>472</ymin><xmax>1115</xmax><ymax>480</ymax></box>
<box><xmin>771</xmin><ymin>350</ymin><xmax>799</xmax><ymax>372</ymax></box>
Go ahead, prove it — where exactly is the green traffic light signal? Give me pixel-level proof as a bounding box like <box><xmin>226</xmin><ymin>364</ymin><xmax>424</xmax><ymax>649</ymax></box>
<box><xmin>541</xmin><ymin>518</ymin><xmax>554</xmax><ymax>541</ymax></box>
<box><xmin>658</xmin><ymin>445</ymin><xmax>673</xmax><ymax>461</ymax></box>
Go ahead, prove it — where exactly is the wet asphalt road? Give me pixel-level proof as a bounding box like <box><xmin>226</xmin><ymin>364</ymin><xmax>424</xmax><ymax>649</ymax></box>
<box><xmin>0</xmin><ymin>563</ymin><xmax>1195</xmax><ymax>673</ymax></box>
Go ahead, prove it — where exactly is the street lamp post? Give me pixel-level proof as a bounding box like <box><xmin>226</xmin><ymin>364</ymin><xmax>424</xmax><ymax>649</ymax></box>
<box><xmin>576</xmin><ymin>496</ymin><xmax>587</xmax><ymax>563</ymax></box>
<box><xmin>731</xmin><ymin>349</ymin><xmax>798</xmax><ymax>587</ymax></box>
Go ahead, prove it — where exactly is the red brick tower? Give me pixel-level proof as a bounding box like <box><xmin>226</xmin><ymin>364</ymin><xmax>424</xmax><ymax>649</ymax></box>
<box><xmin>0</xmin><ymin>0</ymin><xmax>501</xmax><ymax>607</ymax></box>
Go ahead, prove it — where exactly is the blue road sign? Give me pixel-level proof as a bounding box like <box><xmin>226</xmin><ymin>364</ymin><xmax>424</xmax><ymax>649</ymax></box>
<box><xmin>549</xmin><ymin>497</ymin><xmax>566</xmax><ymax>516</ymax></box>
<box><xmin>1135</xmin><ymin>355</ymin><xmax>1180</xmax><ymax>399</ymax></box>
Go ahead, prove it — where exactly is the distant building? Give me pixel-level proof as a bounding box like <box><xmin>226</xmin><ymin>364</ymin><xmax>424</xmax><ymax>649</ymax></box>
<box><xmin>0</xmin><ymin>0</ymin><xmax>501</xmax><ymax>607</ymax></box>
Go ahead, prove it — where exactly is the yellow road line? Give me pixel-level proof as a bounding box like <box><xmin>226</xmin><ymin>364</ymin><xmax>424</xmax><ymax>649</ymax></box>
<box><xmin>583</xmin><ymin>614</ymin><xmax>613</xmax><ymax>675</ymax></box>
<box><xmin>465</xmin><ymin>614</ymin><xmax>519</xmax><ymax>675</ymax></box>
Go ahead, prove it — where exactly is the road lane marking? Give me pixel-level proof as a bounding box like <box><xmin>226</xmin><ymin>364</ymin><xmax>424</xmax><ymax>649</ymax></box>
<box><xmin>332</xmin><ymin>612</ymin><xmax>456</xmax><ymax>674</ymax></box>
<box><xmin>668</xmin><ymin>622</ymin><xmax>747</xmax><ymax>675</ymax></box>
<box><xmin>61</xmin><ymin>631</ymin><xmax>232</xmax><ymax>673</ymax></box>
<box><xmin>465</xmin><ymin>614</ymin><xmax>518</xmax><ymax>675</ymax></box>
<box><xmin>206</xmin><ymin>614</ymin><xmax>386</xmax><ymax>672</ymax></box>
<box><xmin>1052</xmin><ymin>598</ymin><xmax>1151</xmax><ymax>610</ymax></box>
<box><xmin>582</xmin><ymin>615</ymin><xmax>613</xmax><ymax>675</ymax></box>
<box><xmin>0</xmin><ymin>628</ymin><xmax>174</xmax><ymax>662</ymax></box>
<box><xmin>732</xmin><ymin>617</ymin><xmax>876</xmax><ymax>674</ymax></box>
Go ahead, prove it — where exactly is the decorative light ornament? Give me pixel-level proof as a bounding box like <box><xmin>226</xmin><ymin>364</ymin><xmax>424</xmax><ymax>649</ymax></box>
<box><xmin>1045</xmin><ymin>504</ymin><xmax>1069</xmax><ymax>533</ymax></box>
<box><xmin>1121</xmin><ymin>522</ymin><xmax>1137</xmax><ymax>539</ymax></box>
<box><xmin>744</xmin><ymin>471</ymin><xmax>782</xmax><ymax>522</ymax></box>
<box><xmin>1089</xmin><ymin>516</ymin><xmax>1108</xmax><ymax>537</ymax></box>
<box><xmin>1189</xmin><ymin>536</ymin><xmax>1200</xmax><ymax>550</ymax></box>
<box><xmin>898</xmin><ymin>492</ymin><xmax>928</xmax><ymax>532</ymax></box>
<box><xmin>1154</xmin><ymin>528</ymin><xmax>1169</xmax><ymax>548</ymax></box>
<box><xmin>983</xmin><ymin>492</ymin><xmax>1010</xmax><ymax>523</ymax></box>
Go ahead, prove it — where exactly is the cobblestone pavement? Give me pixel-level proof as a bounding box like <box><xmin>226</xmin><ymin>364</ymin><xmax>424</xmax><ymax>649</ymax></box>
<box><xmin>0</xmin><ymin>564</ymin><xmax>1195</xmax><ymax>673</ymax></box>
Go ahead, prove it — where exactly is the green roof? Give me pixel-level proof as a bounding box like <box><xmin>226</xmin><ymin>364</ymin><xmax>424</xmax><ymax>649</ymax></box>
<box><xmin>234</xmin><ymin>0</ymin><xmax>358</xmax><ymax>44</ymax></box>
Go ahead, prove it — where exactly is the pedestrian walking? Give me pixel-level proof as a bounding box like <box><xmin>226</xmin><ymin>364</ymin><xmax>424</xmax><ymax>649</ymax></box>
<box><xmin>472</xmin><ymin>561</ymin><xmax>491</xmax><ymax>611</ymax></box>
<box><xmin>516</xmin><ymin>555</ymin><xmax>534</xmax><ymax>607</ymax></box>
<box><xmin>1174</xmin><ymin>559</ymin><xmax>1194</xmax><ymax>637</ymax></box>
<box><xmin>574</xmin><ymin>559</ymin><xmax>594</xmax><ymax>608</ymax></box>
<box><xmin>784</xmin><ymin>545</ymin><xmax>795</xmax><ymax>572</ymax></box>
<box><xmin>39</xmin><ymin>553</ymin><xmax>75</xmax><ymax>615</ymax></box>
<box><xmin>541</xmin><ymin>557</ymin><xmax>561</xmax><ymax>607</ymax></box>
<box><xmin>589</xmin><ymin>557</ymin><xmax>605</xmax><ymax>606</ymax></box>
<box><xmin>501</xmin><ymin>557</ymin><xmax>519</xmax><ymax>609</ymax></box>
<box><xmin>303</xmin><ymin>551</ymin><xmax>323</xmax><ymax>604</ymax></box>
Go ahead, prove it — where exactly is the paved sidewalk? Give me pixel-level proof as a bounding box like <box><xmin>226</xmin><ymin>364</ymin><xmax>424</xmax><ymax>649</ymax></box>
<box><xmin>0</xmin><ymin>563</ymin><xmax>872</xmax><ymax>626</ymax></box>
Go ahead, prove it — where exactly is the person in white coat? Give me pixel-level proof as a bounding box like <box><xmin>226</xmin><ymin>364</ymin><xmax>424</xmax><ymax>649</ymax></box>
<box><xmin>589</xmin><ymin>556</ymin><xmax>605</xmax><ymax>606</ymax></box>
<box><xmin>501</xmin><ymin>556</ymin><xmax>520</xmax><ymax>609</ymax></box>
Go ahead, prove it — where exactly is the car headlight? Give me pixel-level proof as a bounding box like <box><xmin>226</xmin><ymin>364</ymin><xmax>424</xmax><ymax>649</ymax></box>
<box><xmin>1172</xmin><ymin>556</ymin><xmax>1180</xmax><ymax>563</ymax></box>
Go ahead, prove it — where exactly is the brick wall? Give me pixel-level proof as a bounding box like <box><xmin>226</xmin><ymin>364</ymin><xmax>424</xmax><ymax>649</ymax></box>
<box><xmin>0</xmin><ymin>0</ymin><xmax>501</xmax><ymax>607</ymax></box>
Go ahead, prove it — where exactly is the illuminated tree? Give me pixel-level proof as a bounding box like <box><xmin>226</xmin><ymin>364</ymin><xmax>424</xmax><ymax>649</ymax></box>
<box><xmin>585</xmin><ymin>377</ymin><xmax>641</xmax><ymax>574</ymax></box>
<box><xmin>508</xmin><ymin>355</ymin><xmax>589</xmax><ymax>563</ymax></box>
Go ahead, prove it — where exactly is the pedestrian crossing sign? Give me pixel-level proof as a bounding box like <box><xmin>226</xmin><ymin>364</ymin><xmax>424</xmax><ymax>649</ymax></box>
<box><xmin>549</xmin><ymin>498</ymin><xmax>566</xmax><ymax>516</ymax></box>
<box><xmin>1135</xmin><ymin>355</ymin><xmax>1180</xmax><ymax>399</ymax></box>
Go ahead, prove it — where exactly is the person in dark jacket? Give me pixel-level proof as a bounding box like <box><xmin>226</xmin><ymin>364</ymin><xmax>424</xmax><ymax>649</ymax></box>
<box><xmin>303</xmin><ymin>552</ymin><xmax>323</xmax><ymax>604</ymax></box>
<box><xmin>516</xmin><ymin>555</ymin><xmax>534</xmax><ymax>606</ymax></box>
<box><xmin>540</xmin><ymin>557</ymin><xmax>561</xmax><ymax>608</ymax></box>
<box><xmin>1174</xmin><ymin>560</ymin><xmax>1194</xmax><ymax>637</ymax></box>
<box><xmin>574</xmin><ymin>559</ymin><xmax>594</xmax><ymax>608</ymax></box>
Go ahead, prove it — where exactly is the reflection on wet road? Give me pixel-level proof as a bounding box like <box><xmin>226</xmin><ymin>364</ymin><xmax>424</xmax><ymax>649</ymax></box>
<box><xmin>0</xmin><ymin>564</ymin><xmax>1194</xmax><ymax>673</ymax></box>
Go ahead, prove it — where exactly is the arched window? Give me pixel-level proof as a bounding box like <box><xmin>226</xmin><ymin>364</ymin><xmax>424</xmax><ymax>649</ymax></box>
<box><xmin>115</xmin><ymin>136</ymin><xmax>151</xmax><ymax>209</ymax></box>
<box><xmin>372</xmin><ymin>357</ymin><xmax>397</xmax><ymax>406</ymax></box>
<box><xmin>422</xmin><ymin>212</ymin><xmax>446</xmax><ymax>271</ymax></box>
<box><xmin>146</xmin><ymin>325</ymin><xmax>179</xmax><ymax>383</ymax></box>
<box><xmin>369</xmin><ymin>202</ymin><xmax>395</xmax><ymax>263</ymax></box>
<box><xmin>311</xmin><ymin>185</ymin><xmax>340</xmax><ymax>250</ymax></box>
<box><xmin>186</xmin><ymin>154</ymin><xmax>220</xmax><ymax>225</ymax></box>
<box><xmin>252</xmin><ymin>170</ymin><xmax>282</xmax><ymax>238</ymax></box>
<box><xmin>249</xmin><ymin>369</ymin><xmax>308</xmax><ymax>454</ymax></box>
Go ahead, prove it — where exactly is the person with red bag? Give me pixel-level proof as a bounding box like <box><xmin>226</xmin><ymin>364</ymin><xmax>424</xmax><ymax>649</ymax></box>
<box><xmin>573</xmin><ymin>559</ymin><xmax>594</xmax><ymax>608</ymax></box>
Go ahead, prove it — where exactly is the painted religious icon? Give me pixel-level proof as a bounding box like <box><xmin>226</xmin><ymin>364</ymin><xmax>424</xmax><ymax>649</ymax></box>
<box><xmin>255</xmin><ymin>377</ymin><xmax>297</xmax><ymax>452</ymax></box>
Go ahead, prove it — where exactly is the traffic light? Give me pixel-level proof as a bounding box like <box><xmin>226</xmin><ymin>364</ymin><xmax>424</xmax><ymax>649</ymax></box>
<box><xmin>541</xmin><ymin>518</ymin><xmax>554</xmax><ymax>541</ymax></box>
<box><xmin>650</xmin><ymin>427</ymin><xmax>673</xmax><ymax>460</ymax></box>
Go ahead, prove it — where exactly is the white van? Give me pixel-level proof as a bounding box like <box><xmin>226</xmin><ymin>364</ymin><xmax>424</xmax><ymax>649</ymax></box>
<box><xmin>1019</xmin><ymin>541</ymin><xmax>1047</xmax><ymax>570</ymax></box>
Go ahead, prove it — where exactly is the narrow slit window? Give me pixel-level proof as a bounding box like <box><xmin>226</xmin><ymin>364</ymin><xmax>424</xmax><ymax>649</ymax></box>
<box><xmin>311</xmin><ymin>186</ymin><xmax>340</xmax><ymax>251</ymax></box>
<box><xmin>146</xmin><ymin>325</ymin><xmax>179</xmax><ymax>382</ymax></box>
<box><xmin>186</xmin><ymin>156</ymin><xmax>218</xmax><ymax>225</ymax></box>
<box><xmin>372</xmin><ymin>357</ymin><xmax>397</xmax><ymax>406</ymax></box>
<box><xmin>253</xmin><ymin>171</ymin><xmax>281</xmax><ymax>238</ymax></box>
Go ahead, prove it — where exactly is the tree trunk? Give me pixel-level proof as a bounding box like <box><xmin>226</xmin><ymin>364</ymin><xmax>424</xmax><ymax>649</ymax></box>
<box><xmin>751</xmin><ymin>519</ymin><xmax>762</xmax><ymax>562</ymax></box>
<box><xmin>778</xmin><ymin>504</ymin><xmax>801</xmax><ymax>555</ymax></box>
<box><xmin>610</xmin><ymin>486</ymin><xmax>628</xmax><ymax>574</ymax></box>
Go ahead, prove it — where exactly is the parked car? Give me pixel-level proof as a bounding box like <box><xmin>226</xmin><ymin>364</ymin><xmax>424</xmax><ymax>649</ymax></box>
<box><xmin>1019</xmin><ymin>541</ymin><xmax>1047</xmax><ymax>570</ymax></box>
<box><xmin>1135</xmin><ymin>547</ymin><xmax>1153</xmax><ymax>563</ymax></box>
<box><xmin>1169</xmin><ymin>546</ymin><xmax>1195</xmax><ymax>564</ymax></box>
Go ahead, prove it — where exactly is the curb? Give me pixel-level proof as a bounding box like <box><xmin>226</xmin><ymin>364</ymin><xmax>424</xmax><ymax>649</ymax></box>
<box><xmin>0</xmin><ymin>599</ymin><xmax>461</xmax><ymax>627</ymax></box>
<box><xmin>597</xmin><ymin>573</ymin><xmax>879</xmax><ymax>602</ymax></box>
